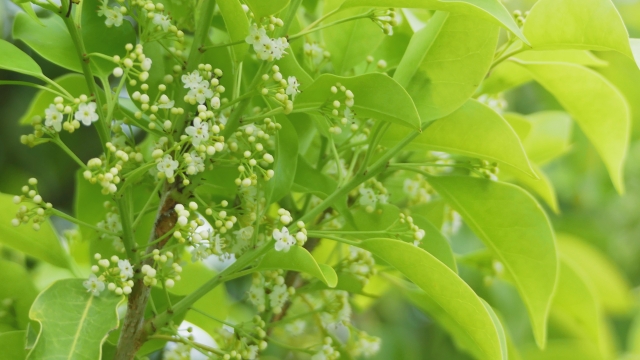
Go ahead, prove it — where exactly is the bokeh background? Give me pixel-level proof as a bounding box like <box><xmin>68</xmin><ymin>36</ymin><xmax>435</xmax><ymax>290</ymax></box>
<box><xmin>1</xmin><ymin>0</ymin><xmax>640</xmax><ymax>358</ymax></box>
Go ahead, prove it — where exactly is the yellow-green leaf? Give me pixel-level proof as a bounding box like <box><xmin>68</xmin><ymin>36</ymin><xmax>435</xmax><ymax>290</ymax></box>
<box><xmin>426</xmin><ymin>176</ymin><xmax>557</xmax><ymax>348</ymax></box>
<box><xmin>514</xmin><ymin>61</ymin><xmax>630</xmax><ymax>193</ymax></box>
<box><xmin>256</xmin><ymin>246</ymin><xmax>338</xmax><ymax>288</ymax></box>
<box><xmin>28</xmin><ymin>279</ymin><xmax>123</xmax><ymax>360</ymax></box>
<box><xmin>0</xmin><ymin>331</ymin><xmax>27</xmax><ymax>359</ymax></box>
<box><xmin>523</xmin><ymin>0</ymin><xmax>633</xmax><ymax>58</ymax></box>
<box><xmin>557</xmin><ymin>234</ymin><xmax>632</xmax><ymax>315</ymax></box>
<box><xmin>0</xmin><ymin>39</ymin><xmax>43</xmax><ymax>78</ymax></box>
<box><xmin>360</xmin><ymin>238</ymin><xmax>505</xmax><ymax>360</ymax></box>
<box><xmin>394</xmin><ymin>11</ymin><xmax>499</xmax><ymax>122</ymax></box>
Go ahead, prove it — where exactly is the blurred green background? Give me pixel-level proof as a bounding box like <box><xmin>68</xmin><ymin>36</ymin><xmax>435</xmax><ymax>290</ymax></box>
<box><xmin>1</xmin><ymin>0</ymin><xmax>640</xmax><ymax>358</ymax></box>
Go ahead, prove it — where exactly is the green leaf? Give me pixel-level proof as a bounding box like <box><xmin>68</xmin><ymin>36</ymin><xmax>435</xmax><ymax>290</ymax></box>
<box><xmin>81</xmin><ymin>0</ymin><xmax>136</xmax><ymax>78</ymax></box>
<box><xmin>557</xmin><ymin>234</ymin><xmax>632</xmax><ymax>315</ymax></box>
<box><xmin>0</xmin><ymin>39</ymin><xmax>43</xmax><ymax>78</ymax></box>
<box><xmin>264</xmin><ymin>115</ymin><xmax>299</xmax><ymax>205</ymax></box>
<box><xmin>0</xmin><ymin>331</ymin><xmax>27</xmax><ymax>359</ymax></box>
<box><xmin>481</xmin><ymin>50</ymin><xmax>608</xmax><ymax>95</ymax></box>
<box><xmin>217</xmin><ymin>0</ymin><xmax>250</xmax><ymax>62</ymax></box>
<box><xmin>339</xmin><ymin>0</ymin><xmax>524</xmax><ymax>42</ymax></box>
<box><xmin>0</xmin><ymin>261</ymin><xmax>39</xmax><ymax>330</ymax></box>
<box><xmin>359</xmin><ymin>238</ymin><xmax>504</xmax><ymax>360</ymax></box>
<box><xmin>13</xmin><ymin>13</ymin><xmax>82</xmax><ymax>73</ymax></box>
<box><xmin>505</xmin><ymin>111</ymin><xmax>573</xmax><ymax>166</ymax></box>
<box><xmin>412</xmin><ymin>215</ymin><xmax>457</xmax><ymax>273</ymax></box>
<box><xmin>521</xmin><ymin>340</ymin><xmax>602</xmax><ymax>360</ymax></box>
<box><xmin>244</xmin><ymin>0</ymin><xmax>290</xmax><ymax>20</ymax></box>
<box><xmin>277</xmin><ymin>52</ymin><xmax>313</xmax><ymax>86</ymax></box>
<box><xmin>549</xmin><ymin>257</ymin><xmax>602</xmax><ymax>349</ymax></box>
<box><xmin>514</xmin><ymin>60</ymin><xmax>630</xmax><ymax>193</ymax></box>
<box><xmin>256</xmin><ymin>246</ymin><xmax>338</xmax><ymax>287</ymax></box>
<box><xmin>293</xmin><ymin>155</ymin><xmax>337</xmax><ymax>197</ymax></box>
<box><xmin>523</xmin><ymin>0</ymin><xmax>633</xmax><ymax>58</ymax></box>
<box><xmin>323</xmin><ymin>1</ymin><xmax>385</xmax><ymax>75</ymax></box>
<box><xmin>394</xmin><ymin>11</ymin><xmax>499</xmax><ymax>122</ymax></box>
<box><xmin>0</xmin><ymin>193</ymin><xmax>70</xmax><ymax>269</ymax></box>
<box><xmin>382</xmin><ymin>100</ymin><xmax>536</xmax><ymax>177</ymax></box>
<box><xmin>505</xmin><ymin>164</ymin><xmax>559</xmax><ymax>214</ymax></box>
<box><xmin>19</xmin><ymin>74</ymin><xmax>89</xmax><ymax>125</ymax></box>
<box><xmin>28</xmin><ymin>279</ymin><xmax>123</xmax><ymax>360</ymax></box>
<box><xmin>295</xmin><ymin>73</ymin><xmax>421</xmax><ymax>130</ymax></box>
<box><xmin>426</xmin><ymin>176</ymin><xmax>557</xmax><ymax>348</ymax></box>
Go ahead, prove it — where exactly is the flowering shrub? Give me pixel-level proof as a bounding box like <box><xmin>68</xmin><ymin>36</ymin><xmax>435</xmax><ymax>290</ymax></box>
<box><xmin>0</xmin><ymin>0</ymin><xmax>638</xmax><ymax>359</ymax></box>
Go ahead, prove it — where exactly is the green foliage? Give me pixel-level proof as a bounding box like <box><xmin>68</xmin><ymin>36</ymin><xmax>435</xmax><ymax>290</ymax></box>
<box><xmin>1</xmin><ymin>0</ymin><xmax>639</xmax><ymax>358</ymax></box>
<box><xmin>28</xmin><ymin>279</ymin><xmax>123</xmax><ymax>359</ymax></box>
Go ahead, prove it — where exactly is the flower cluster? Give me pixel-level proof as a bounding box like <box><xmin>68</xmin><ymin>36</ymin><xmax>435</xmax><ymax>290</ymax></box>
<box><xmin>399</xmin><ymin>213</ymin><xmax>426</xmax><ymax>246</ymax></box>
<box><xmin>96</xmin><ymin>202</ymin><xmax>125</xmax><ymax>252</ymax></box>
<box><xmin>11</xmin><ymin>178</ymin><xmax>52</xmax><ymax>231</ymax></box>
<box><xmin>247</xmin><ymin>270</ymin><xmax>295</xmax><ymax>314</ymax></box>
<box><xmin>97</xmin><ymin>0</ymin><xmax>126</xmax><ymax>27</ymax></box>
<box><xmin>318</xmin><ymin>82</ymin><xmax>357</xmax><ymax>135</ymax></box>
<box><xmin>112</xmin><ymin>43</ymin><xmax>155</xmax><ymax>86</ymax></box>
<box><xmin>357</xmin><ymin>179</ymin><xmax>389</xmax><ymax>213</ymax></box>
<box><xmin>85</xmin><ymin>254</ymin><xmax>135</xmax><ymax>296</ymax></box>
<box><xmin>83</xmin><ymin>136</ymin><xmax>145</xmax><ymax>194</ymax></box>
<box><xmin>141</xmin><ymin>250</ymin><xmax>182</xmax><ymax>288</ymax></box>
<box><xmin>342</xmin><ymin>247</ymin><xmax>377</xmax><ymax>285</ymax></box>
<box><xmin>371</xmin><ymin>8</ymin><xmax>399</xmax><ymax>35</ymax></box>
<box><xmin>273</xmin><ymin>213</ymin><xmax>307</xmax><ymax>252</ymax></box>
<box><xmin>227</xmin><ymin>120</ymin><xmax>280</xmax><ymax>187</ymax></box>
<box><xmin>244</xmin><ymin>18</ymin><xmax>290</xmax><ymax>61</ymax></box>
<box><xmin>349</xmin><ymin>330</ymin><xmax>382</xmax><ymax>358</ymax></box>
<box><xmin>477</xmin><ymin>93</ymin><xmax>508</xmax><ymax>114</ymax></box>
<box><xmin>312</xmin><ymin>337</ymin><xmax>340</xmax><ymax>360</ymax></box>
<box><xmin>403</xmin><ymin>174</ymin><xmax>433</xmax><ymax>206</ymax></box>
<box><xmin>304</xmin><ymin>42</ymin><xmax>331</xmax><ymax>69</ymax></box>
<box><xmin>258</xmin><ymin>65</ymin><xmax>299</xmax><ymax>112</ymax></box>
<box><xmin>182</xmin><ymin>65</ymin><xmax>224</xmax><ymax>106</ymax></box>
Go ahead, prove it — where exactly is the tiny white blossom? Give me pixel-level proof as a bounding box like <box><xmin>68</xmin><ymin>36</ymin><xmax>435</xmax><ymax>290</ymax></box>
<box><xmin>99</xmin><ymin>6</ymin><xmax>123</xmax><ymax>27</ymax></box>
<box><xmin>272</xmin><ymin>227</ymin><xmax>295</xmax><ymax>252</ymax></box>
<box><xmin>157</xmin><ymin>154</ymin><xmax>179</xmax><ymax>178</ymax></box>
<box><xmin>83</xmin><ymin>274</ymin><xmax>105</xmax><ymax>296</ymax></box>
<box><xmin>153</xmin><ymin>13</ymin><xmax>172</xmax><ymax>32</ymax></box>
<box><xmin>359</xmin><ymin>188</ymin><xmax>377</xmax><ymax>207</ymax></box>
<box><xmin>141</xmin><ymin>57</ymin><xmax>153</xmax><ymax>72</ymax></box>
<box><xmin>187</xmin><ymin>81</ymin><xmax>214</xmax><ymax>104</ymax></box>
<box><xmin>245</xmin><ymin>24</ymin><xmax>269</xmax><ymax>47</ymax></box>
<box><xmin>75</xmin><ymin>102</ymin><xmax>99</xmax><ymax>126</ymax></box>
<box><xmin>181</xmin><ymin>71</ymin><xmax>204</xmax><ymax>89</ymax></box>
<box><xmin>44</xmin><ymin>104</ymin><xmax>63</xmax><ymax>132</ymax></box>
<box><xmin>118</xmin><ymin>259</ymin><xmax>134</xmax><ymax>280</ymax></box>
<box><xmin>286</xmin><ymin>76</ymin><xmax>300</xmax><ymax>101</ymax></box>
<box><xmin>185</xmin><ymin>118</ymin><xmax>210</xmax><ymax>146</ymax></box>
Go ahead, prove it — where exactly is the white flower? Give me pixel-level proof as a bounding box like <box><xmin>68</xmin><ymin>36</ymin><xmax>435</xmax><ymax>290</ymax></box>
<box><xmin>245</xmin><ymin>24</ymin><xmax>268</xmax><ymax>46</ymax></box>
<box><xmin>247</xmin><ymin>283</ymin><xmax>265</xmax><ymax>309</ymax></box>
<box><xmin>284</xmin><ymin>319</ymin><xmax>306</xmax><ymax>336</ymax></box>
<box><xmin>234</xmin><ymin>226</ymin><xmax>254</xmax><ymax>242</ymax></box>
<box><xmin>272</xmin><ymin>227</ymin><xmax>295</xmax><ymax>252</ymax></box>
<box><xmin>185</xmin><ymin>118</ymin><xmax>210</xmax><ymax>146</ymax></box>
<box><xmin>153</xmin><ymin>13</ymin><xmax>172</xmax><ymax>32</ymax></box>
<box><xmin>104</xmin><ymin>8</ymin><xmax>123</xmax><ymax>27</ymax></box>
<box><xmin>181</xmin><ymin>71</ymin><xmax>204</xmax><ymax>89</ymax></box>
<box><xmin>187</xmin><ymin>81</ymin><xmax>213</xmax><ymax>104</ymax></box>
<box><xmin>83</xmin><ymin>274</ymin><xmax>105</xmax><ymax>296</ymax></box>
<box><xmin>157</xmin><ymin>154</ymin><xmax>179</xmax><ymax>178</ymax></box>
<box><xmin>271</xmin><ymin>37</ymin><xmax>289</xmax><ymax>60</ymax></box>
<box><xmin>44</xmin><ymin>104</ymin><xmax>63</xmax><ymax>132</ymax></box>
<box><xmin>191</xmin><ymin>243</ymin><xmax>211</xmax><ymax>262</ymax></box>
<box><xmin>353</xmin><ymin>335</ymin><xmax>381</xmax><ymax>357</ymax></box>
<box><xmin>157</xmin><ymin>94</ymin><xmax>175</xmax><ymax>109</ymax></box>
<box><xmin>285</xmin><ymin>76</ymin><xmax>300</xmax><ymax>101</ymax></box>
<box><xmin>304</xmin><ymin>42</ymin><xmax>324</xmax><ymax>65</ymax></box>
<box><xmin>359</xmin><ymin>188</ymin><xmax>377</xmax><ymax>207</ymax></box>
<box><xmin>245</xmin><ymin>345</ymin><xmax>259</xmax><ymax>360</ymax></box>
<box><xmin>268</xmin><ymin>283</ymin><xmax>289</xmax><ymax>309</ymax></box>
<box><xmin>75</xmin><ymin>102</ymin><xmax>99</xmax><ymax>126</ymax></box>
<box><xmin>118</xmin><ymin>259</ymin><xmax>134</xmax><ymax>280</ymax></box>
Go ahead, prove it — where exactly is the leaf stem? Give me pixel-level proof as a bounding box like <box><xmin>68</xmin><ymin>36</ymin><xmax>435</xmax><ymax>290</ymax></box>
<box><xmin>50</xmin><ymin>208</ymin><xmax>120</xmax><ymax>236</ymax></box>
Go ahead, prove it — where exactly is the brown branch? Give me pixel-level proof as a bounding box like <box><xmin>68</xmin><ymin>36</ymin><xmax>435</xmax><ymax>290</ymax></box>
<box><xmin>114</xmin><ymin>185</ymin><xmax>178</xmax><ymax>359</ymax></box>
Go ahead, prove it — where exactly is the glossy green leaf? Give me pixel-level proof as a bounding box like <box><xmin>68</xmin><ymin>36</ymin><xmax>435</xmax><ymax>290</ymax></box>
<box><xmin>244</xmin><ymin>0</ymin><xmax>290</xmax><ymax>20</ymax></box>
<box><xmin>359</xmin><ymin>238</ymin><xmax>504</xmax><ymax>360</ymax></box>
<box><xmin>13</xmin><ymin>13</ymin><xmax>82</xmax><ymax>73</ymax></box>
<box><xmin>0</xmin><ymin>39</ymin><xmax>43</xmax><ymax>78</ymax></box>
<box><xmin>412</xmin><ymin>215</ymin><xmax>457</xmax><ymax>273</ymax></box>
<box><xmin>323</xmin><ymin>0</ymin><xmax>385</xmax><ymax>75</ymax></box>
<box><xmin>81</xmin><ymin>0</ymin><xmax>136</xmax><ymax>78</ymax></box>
<box><xmin>295</xmin><ymin>73</ymin><xmax>421</xmax><ymax>130</ymax></box>
<box><xmin>276</xmin><ymin>51</ymin><xmax>313</xmax><ymax>86</ymax></box>
<box><xmin>218</xmin><ymin>0</ymin><xmax>250</xmax><ymax>62</ymax></box>
<box><xmin>339</xmin><ymin>0</ymin><xmax>524</xmax><ymax>41</ymax></box>
<box><xmin>256</xmin><ymin>246</ymin><xmax>338</xmax><ymax>287</ymax></box>
<box><xmin>426</xmin><ymin>176</ymin><xmax>557</xmax><ymax>348</ymax></box>
<box><xmin>293</xmin><ymin>155</ymin><xmax>337</xmax><ymax>197</ymax></box>
<box><xmin>509</xmin><ymin>111</ymin><xmax>573</xmax><ymax>166</ymax></box>
<box><xmin>521</xmin><ymin>340</ymin><xmax>601</xmax><ymax>360</ymax></box>
<box><xmin>0</xmin><ymin>261</ymin><xmax>38</xmax><ymax>330</ymax></box>
<box><xmin>382</xmin><ymin>100</ymin><xmax>536</xmax><ymax>177</ymax></box>
<box><xmin>394</xmin><ymin>11</ymin><xmax>499</xmax><ymax>122</ymax></box>
<box><xmin>523</xmin><ymin>0</ymin><xmax>633</xmax><ymax>58</ymax></box>
<box><xmin>514</xmin><ymin>61</ymin><xmax>630</xmax><ymax>193</ymax></box>
<box><xmin>557</xmin><ymin>234</ymin><xmax>632</xmax><ymax>315</ymax></box>
<box><xmin>505</xmin><ymin>164</ymin><xmax>559</xmax><ymax>214</ymax></box>
<box><xmin>28</xmin><ymin>279</ymin><xmax>123</xmax><ymax>360</ymax></box>
<box><xmin>481</xmin><ymin>50</ymin><xmax>608</xmax><ymax>94</ymax></box>
<box><xmin>0</xmin><ymin>193</ymin><xmax>70</xmax><ymax>269</ymax></box>
<box><xmin>550</xmin><ymin>257</ymin><xmax>602</xmax><ymax>348</ymax></box>
<box><xmin>0</xmin><ymin>331</ymin><xmax>27</xmax><ymax>360</ymax></box>
<box><xmin>19</xmin><ymin>74</ymin><xmax>89</xmax><ymax>125</ymax></box>
<box><xmin>264</xmin><ymin>115</ymin><xmax>299</xmax><ymax>205</ymax></box>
